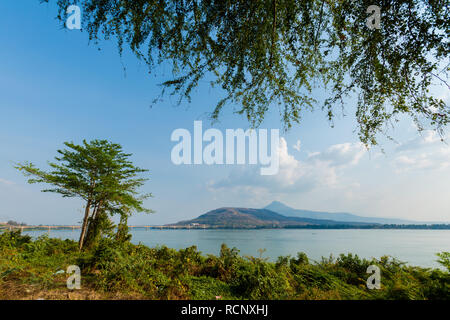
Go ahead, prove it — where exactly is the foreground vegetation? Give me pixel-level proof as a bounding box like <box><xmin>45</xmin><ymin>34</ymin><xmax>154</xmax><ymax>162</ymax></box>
<box><xmin>1</xmin><ymin>230</ymin><xmax>448</xmax><ymax>300</ymax></box>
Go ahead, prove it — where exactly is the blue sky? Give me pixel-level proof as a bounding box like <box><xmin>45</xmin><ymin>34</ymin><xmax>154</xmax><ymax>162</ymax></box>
<box><xmin>0</xmin><ymin>1</ymin><xmax>449</xmax><ymax>225</ymax></box>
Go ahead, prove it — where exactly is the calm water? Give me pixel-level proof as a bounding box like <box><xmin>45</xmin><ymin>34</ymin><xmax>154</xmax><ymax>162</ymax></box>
<box><xmin>23</xmin><ymin>229</ymin><xmax>450</xmax><ymax>268</ymax></box>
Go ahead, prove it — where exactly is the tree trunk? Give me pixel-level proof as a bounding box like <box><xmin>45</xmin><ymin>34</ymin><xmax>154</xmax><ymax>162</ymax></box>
<box><xmin>78</xmin><ymin>199</ymin><xmax>91</xmax><ymax>251</ymax></box>
<box><xmin>79</xmin><ymin>178</ymin><xmax>96</xmax><ymax>251</ymax></box>
<box><xmin>115</xmin><ymin>212</ymin><xmax>131</xmax><ymax>243</ymax></box>
<box><xmin>83</xmin><ymin>200</ymin><xmax>104</xmax><ymax>250</ymax></box>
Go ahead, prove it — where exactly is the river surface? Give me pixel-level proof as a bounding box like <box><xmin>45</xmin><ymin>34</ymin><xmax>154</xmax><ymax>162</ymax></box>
<box><xmin>23</xmin><ymin>229</ymin><xmax>450</xmax><ymax>268</ymax></box>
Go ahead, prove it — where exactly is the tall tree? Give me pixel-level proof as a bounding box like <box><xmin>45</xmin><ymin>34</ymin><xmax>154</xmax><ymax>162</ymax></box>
<box><xmin>45</xmin><ymin>0</ymin><xmax>449</xmax><ymax>145</ymax></box>
<box><xmin>16</xmin><ymin>140</ymin><xmax>152</xmax><ymax>250</ymax></box>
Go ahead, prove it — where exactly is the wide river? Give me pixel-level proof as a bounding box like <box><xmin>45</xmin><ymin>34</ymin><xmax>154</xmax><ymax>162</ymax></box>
<box><xmin>23</xmin><ymin>229</ymin><xmax>450</xmax><ymax>268</ymax></box>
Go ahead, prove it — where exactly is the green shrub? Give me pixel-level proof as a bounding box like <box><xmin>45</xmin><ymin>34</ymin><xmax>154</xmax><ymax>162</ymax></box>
<box><xmin>0</xmin><ymin>233</ymin><xmax>448</xmax><ymax>300</ymax></box>
<box><xmin>437</xmin><ymin>252</ymin><xmax>450</xmax><ymax>272</ymax></box>
<box><xmin>0</xmin><ymin>230</ymin><xmax>32</xmax><ymax>249</ymax></box>
<box><xmin>231</xmin><ymin>258</ymin><xmax>293</xmax><ymax>299</ymax></box>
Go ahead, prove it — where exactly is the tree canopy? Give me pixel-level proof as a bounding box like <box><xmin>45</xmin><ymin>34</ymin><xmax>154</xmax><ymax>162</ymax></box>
<box><xmin>46</xmin><ymin>0</ymin><xmax>449</xmax><ymax>145</ymax></box>
<box><xmin>16</xmin><ymin>140</ymin><xmax>152</xmax><ymax>250</ymax></box>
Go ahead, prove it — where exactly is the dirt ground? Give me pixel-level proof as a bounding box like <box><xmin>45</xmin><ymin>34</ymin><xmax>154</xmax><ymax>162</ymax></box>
<box><xmin>0</xmin><ymin>280</ymin><xmax>145</xmax><ymax>300</ymax></box>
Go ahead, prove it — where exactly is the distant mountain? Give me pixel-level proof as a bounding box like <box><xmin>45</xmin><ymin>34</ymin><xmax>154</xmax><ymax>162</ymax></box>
<box><xmin>264</xmin><ymin>201</ymin><xmax>422</xmax><ymax>225</ymax></box>
<box><xmin>170</xmin><ymin>207</ymin><xmax>375</xmax><ymax>228</ymax></box>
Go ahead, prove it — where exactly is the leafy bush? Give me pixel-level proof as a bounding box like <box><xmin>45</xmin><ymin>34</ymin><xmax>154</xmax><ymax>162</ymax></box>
<box><xmin>437</xmin><ymin>252</ymin><xmax>450</xmax><ymax>272</ymax></box>
<box><xmin>0</xmin><ymin>231</ymin><xmax>448</xmax><ymax>300</ymax></box>
<box><xmin>230</xmin><ymin>257</ymin><xmax>293</xmax><ymax>299</ymax></box>
<box><xmin>0</xmin><ymin>230</ymin><xmax>31</xmax><ymax>249</ymax></box>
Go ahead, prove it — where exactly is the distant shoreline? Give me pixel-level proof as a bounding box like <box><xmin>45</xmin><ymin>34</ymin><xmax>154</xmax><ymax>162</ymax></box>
<box><xmin>168</xmin><ymin>224</ymin><xmax>450</xmax><ymax>230</ymax></box>
<box><xmin>3</xmin><ymin>224</ymin><xmax>450</xmax><ymax>231</ymax></box>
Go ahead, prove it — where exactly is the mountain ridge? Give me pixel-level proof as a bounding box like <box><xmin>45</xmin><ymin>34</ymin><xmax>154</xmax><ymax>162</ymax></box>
<box><xmin>264</xmin><ymin>201</ymin><xmax>439</xmax><ymax>225</ymax></box>
<box><xmin>170</xmin><ymin>207</ymin><xmax>376</xmax><ymax>228</ymax></box>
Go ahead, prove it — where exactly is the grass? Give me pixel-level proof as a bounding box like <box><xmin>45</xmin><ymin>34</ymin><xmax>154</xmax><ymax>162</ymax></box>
<box><xmin>0</xmin><ymin>230</ymin><xmax>449</xmax><ymax>300</ymax></box>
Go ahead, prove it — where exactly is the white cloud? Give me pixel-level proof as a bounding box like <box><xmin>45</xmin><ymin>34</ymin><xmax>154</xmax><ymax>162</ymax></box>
<box><xmin>396</xmin><ymin>130</ymin><xmax>441</xmax><ymax>152</ymax></box>
<box><xmin>0</xmin><ymin>178</ymin><xmax>14</xmax><ymax>186</ymax></box>
<box><xmin>293</xmin><ymin>139</ymin><xmax>301</xmax><ymax>151</ymax></box>
<box><xmin>307</xmin><ymin>142</ymin><xmax>366</xmax><ymax>166</ymax></box>
<box><xmin>394</xmin><ymin>154</ymin><xmax>434</xmax><ymax>172</ymax></box>
<box><xmin>393</xmin><ymin>145</ymin><xmax>450</xmax><ymax>173</ymax></box>
<box><xmin>438</xmin><ymin>89</ymin><xmax>450</xmax><ymax>104</ymax></box>
<box><xmin>392</xmin><ymin>129</ymin><xmax>450</xmax><ymax>172</ymax></box>
<box><xmin>209</xmin><ymin>138</ymin><xmax>366</xmax><ymax>198</ymax></box>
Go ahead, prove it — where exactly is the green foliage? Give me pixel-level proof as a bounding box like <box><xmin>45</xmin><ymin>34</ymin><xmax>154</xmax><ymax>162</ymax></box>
<box><xmin>0</xmin><ymin>230</ymin><xmax>82</xmax><ymax>289</ymax></box>
<box><xmin>437</xmin><ymin>252</ymin><xmax>450</xmax><ymax>272</ymax></box>
<box><xmin>115</xmin><ymin>214</ymin><xmax>132</xmax><ymax>243</ymax></box>
<box><xmin>1</xmin><ymin>231</ymin><xmax>449</xmax><ymax>299</ymax></box>
<box><xmin>0</xmin><ymin>230</ymin><xmax>31</xmax><ymax>249</ymax></box>
<box><xmin>182</xmin><ymin>276</ymin><xmax>233</xmax><ymax>300</ymax></box>
<box><xmin>6</xmin><ymin>220</ymin><xmax>27</xmax><ymax>226</ymax></box>
<box><xmin>15</xmin><ymin>139</ymin><xmax>152</xmax><ymax>250</ymax></box>
<box><xmin>231</xmin><ymin>257</ymin><xmax>293</xmax><ymax>299</ymax></box>
<box><xmin>44</xmin><ymin>0</ymin><xmax>449</xmax><ymax>145</ymax></box>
